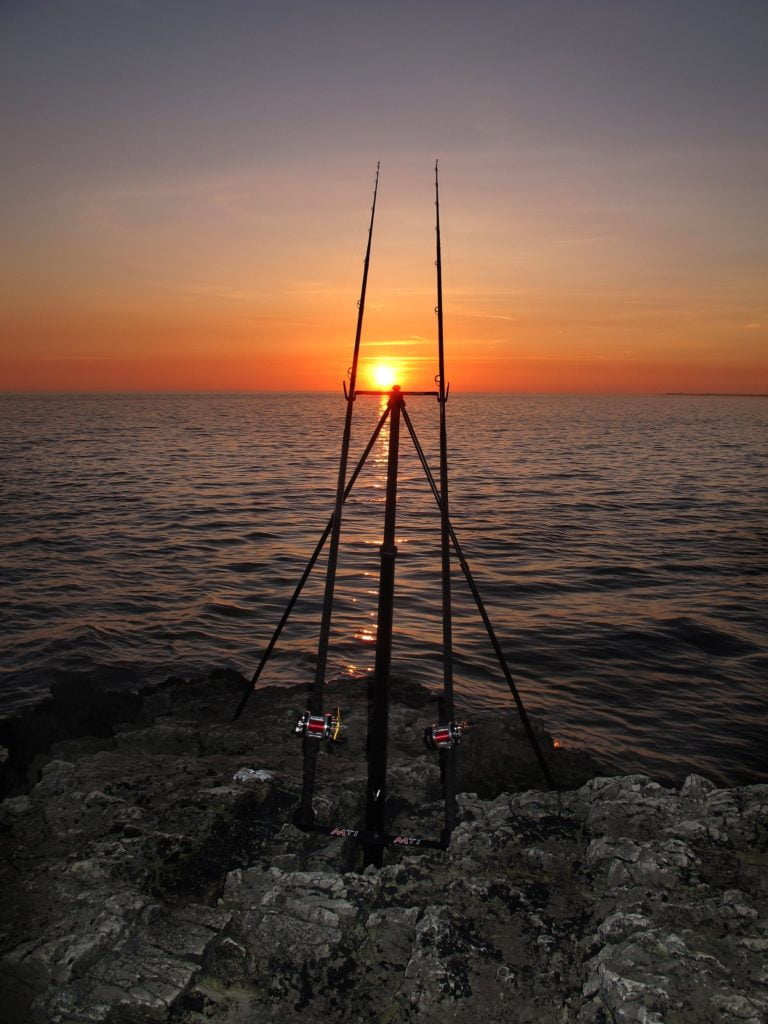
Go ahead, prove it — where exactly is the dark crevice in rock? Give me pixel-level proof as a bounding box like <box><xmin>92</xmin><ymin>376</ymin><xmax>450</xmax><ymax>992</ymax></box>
<box><xmin>147</xmin><ymin>785</ymin><xmax>298</xmax><ymax>903</ymax></box>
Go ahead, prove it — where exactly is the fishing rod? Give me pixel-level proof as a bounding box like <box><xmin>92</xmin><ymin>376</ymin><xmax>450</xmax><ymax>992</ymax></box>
<box><xmin>294</xmin><ymin>162</ymin><xmax>381</xmax><ymax>829</ymax></box>
<box><xmin>434</xmin><ymin>160</ymin><xmax>458</xmax><ymax>840</ymax></box>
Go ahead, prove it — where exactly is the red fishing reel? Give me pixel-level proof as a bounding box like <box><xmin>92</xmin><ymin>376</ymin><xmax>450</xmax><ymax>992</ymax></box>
<box><xmin>294</xmin><ymin>707</ymin><xmax>343</xmax><ymax>742</ymax></box>
<box><xmin>424</xmin><ymin>719</ymin><xmax>471</xmax><ymax>750</ymax></box>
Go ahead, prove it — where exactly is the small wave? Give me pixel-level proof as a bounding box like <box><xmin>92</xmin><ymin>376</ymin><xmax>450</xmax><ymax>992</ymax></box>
<box><xmin>2</xmin><ymin>535</ymin><xmax>64</xmax><ymax>550</ymax></box>
<box><xmin>662</xmin><ymin>616</ymin><xmax>760</xmax><ymax>657</ymax></box>
<box><xmin>180</xmin><ymin>519</ymin><xmax>244</xmax><ymax>532</ymax></box>
<box><xmin>204</xmin><ymin>601</ymin><xmax>254</xmax><ymax>620</ymax></box>
<box><xmin>222</xmin><ymin>561</ymin><xmax>262</xmax><ymax>574</ymax></box>
<box><xmin>187</xmin><ymin>536</ymin><xmax>249</xmax><ymax>549</ymax></box>
<box><xmin>587</xmin><ymin>565</ymin><xmax>657</xmax><ymax>584</ymax></box>
<box><xmin>661</xmin><ymin>561</ymin><xmax>727</xmax><ymax>576</ymax></box>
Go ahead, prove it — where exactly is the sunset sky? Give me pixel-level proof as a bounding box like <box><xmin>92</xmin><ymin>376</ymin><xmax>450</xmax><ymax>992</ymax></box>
<box><xmin>1</xmin><ymin>0</ymin><xmax>766</xmax><ymax>393</ymax></box>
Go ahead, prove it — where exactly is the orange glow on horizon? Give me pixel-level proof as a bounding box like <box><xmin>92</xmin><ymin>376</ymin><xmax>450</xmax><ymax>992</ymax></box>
<box><xmin>2</xmin><ymin>348</ymin><xmax>768</xmax><ymax>394</ymax></box>
<box><xmin>1</xmin><ymin>274</ymin><xmax>766</xmax><ymax>395</ymax></box>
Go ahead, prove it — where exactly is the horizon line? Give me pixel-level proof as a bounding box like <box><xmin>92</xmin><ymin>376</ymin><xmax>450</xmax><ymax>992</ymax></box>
<box><xmin>2</xmin><ymin>389</ymin><xmax>767</xmax><ymax>398</ymax></box>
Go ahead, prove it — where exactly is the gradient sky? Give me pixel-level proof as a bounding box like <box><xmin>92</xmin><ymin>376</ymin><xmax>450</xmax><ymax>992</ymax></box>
<box><xmin>1</xmin><ymin>0</ymin><xmax>767</xmax><ymax>393</ymax></box>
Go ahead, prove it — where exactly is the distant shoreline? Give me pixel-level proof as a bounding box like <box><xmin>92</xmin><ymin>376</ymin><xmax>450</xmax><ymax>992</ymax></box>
<box><xmin>664</xmin><ymin>392</ymin><xmax>768</xmax><ymax>398</ymax></box>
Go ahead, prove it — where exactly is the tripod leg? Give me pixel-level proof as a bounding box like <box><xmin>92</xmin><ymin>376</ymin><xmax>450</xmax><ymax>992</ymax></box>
<box><xmin>232</xmin><ymin>522</ymin><xmax>331</xmax><ymax>721</ymax></box>
<box><xmin>233</xmin><ymin>406</ymin><xmax>391</xmax><ymax>721</ymax></box>
<box><xmin>402</xmin><ymin>408</ymin><xmax>555</xmax><ymax>790</ymax></box>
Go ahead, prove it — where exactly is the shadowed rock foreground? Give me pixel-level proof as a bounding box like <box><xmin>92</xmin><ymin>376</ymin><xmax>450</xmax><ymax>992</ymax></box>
<box><xmin>1</xmin><ymin>672</ymin><xmax>766</xmax><ymax>1023</ymax></box>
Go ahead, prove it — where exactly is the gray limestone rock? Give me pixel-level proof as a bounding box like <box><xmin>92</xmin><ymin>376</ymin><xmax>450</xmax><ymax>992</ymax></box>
<box><xmin>0</xmin><ymin>672</ymin><xmax>765</xmax><ymax>1024</ymax></box>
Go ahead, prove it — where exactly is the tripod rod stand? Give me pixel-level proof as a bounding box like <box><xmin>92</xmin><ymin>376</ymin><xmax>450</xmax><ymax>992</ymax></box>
<box><xmin>232</xmin><ymin>386</ymin><xmax>555</xmax><ymax>855</ymax></box>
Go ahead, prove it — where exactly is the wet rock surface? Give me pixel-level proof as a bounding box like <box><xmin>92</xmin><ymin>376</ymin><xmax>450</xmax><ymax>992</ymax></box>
<box><xmin>1</xmin><ymin>672</ymin><xmax>766</xmax><ymax>1023</ymax></box>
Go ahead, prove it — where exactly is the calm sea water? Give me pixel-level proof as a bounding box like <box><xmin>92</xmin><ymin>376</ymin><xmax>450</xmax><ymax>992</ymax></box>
<box><xmin>1</xmin><ymin>392</ymin><xmax>766</xmax><ymax>787</ymax></box>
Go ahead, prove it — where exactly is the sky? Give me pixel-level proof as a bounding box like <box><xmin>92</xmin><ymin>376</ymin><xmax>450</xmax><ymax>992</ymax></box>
<box><xmin>1</xmin><ymin>0</ymin><xmax>767</xmax><ymax>394</ymax></box>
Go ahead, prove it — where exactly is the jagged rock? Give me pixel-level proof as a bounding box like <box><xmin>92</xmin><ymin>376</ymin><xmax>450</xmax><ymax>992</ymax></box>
<box><xmin>0</xmin><ymin>672</ymin><xmax>766</xmax><ymax>1023</ymax></box>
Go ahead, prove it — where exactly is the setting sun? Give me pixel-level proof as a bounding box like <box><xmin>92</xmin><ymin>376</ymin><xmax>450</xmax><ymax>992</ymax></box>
<box><xmin>369</xmin><ymin>362</ymin><xmax>399</xmax><ymax>390</ymax></box>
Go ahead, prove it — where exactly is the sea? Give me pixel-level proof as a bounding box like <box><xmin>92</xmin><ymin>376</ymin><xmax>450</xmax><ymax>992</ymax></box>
<box><xmin>1</xmin><ymin>392</ymin><xmax>766</xmax><ymax>788</ymax></box>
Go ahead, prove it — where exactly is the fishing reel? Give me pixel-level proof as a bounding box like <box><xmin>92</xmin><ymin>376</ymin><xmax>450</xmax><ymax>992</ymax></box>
<box><xmin>424</xmin><ymin>719</ymin><xmax>472</xmax><ymax>750</ymax></box>
<box><xmin>294</xmin><ymin>707</ymin><xmax>343</xmax><ymax>742</ymax></box>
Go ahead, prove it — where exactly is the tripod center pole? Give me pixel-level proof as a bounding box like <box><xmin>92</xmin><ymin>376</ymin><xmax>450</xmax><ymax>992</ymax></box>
<box><xmin>363</xmin><ymin>385</ymin><xmax>403</xmax><ymax>868</ymax></box>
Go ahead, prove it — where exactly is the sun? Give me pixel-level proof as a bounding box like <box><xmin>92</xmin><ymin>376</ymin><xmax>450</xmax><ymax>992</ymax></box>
<box><xmin>370</xmin><ymin>362</ymin><xmax>399</xmax><ymax>390</ymax></box>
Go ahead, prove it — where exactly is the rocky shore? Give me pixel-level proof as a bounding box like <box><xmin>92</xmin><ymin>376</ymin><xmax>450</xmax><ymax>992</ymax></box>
<box><xmin>1</xmin><ymin>671</ymin><xmax>766</xmax><ymax>1023</ymax></box>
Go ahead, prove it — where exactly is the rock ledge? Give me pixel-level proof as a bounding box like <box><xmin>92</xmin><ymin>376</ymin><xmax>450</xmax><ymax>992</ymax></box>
<box><xmin>1</xmin><ymin>672</ymin><xmax>766</xmax><ymax>1023</ymax></box>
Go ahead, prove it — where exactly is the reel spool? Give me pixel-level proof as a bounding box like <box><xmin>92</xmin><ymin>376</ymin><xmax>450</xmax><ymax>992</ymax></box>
<box><xmin>294</xmin><ymin>707</ymin><xmax>343</xmax><ymax>742</ymax></box>
<box><xmin>423</xmin><ymin>719</ymin><xmax>471</xmax><ymax>750</ymax></box>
